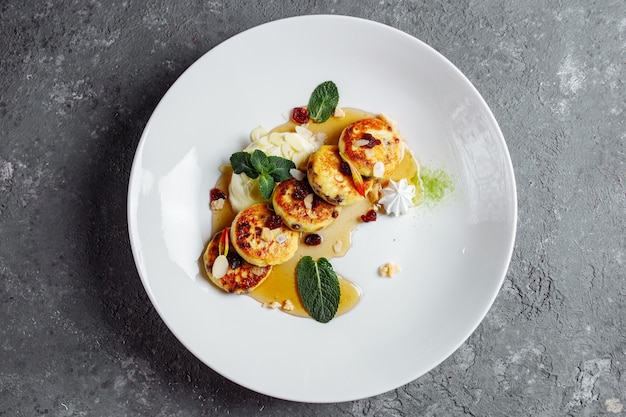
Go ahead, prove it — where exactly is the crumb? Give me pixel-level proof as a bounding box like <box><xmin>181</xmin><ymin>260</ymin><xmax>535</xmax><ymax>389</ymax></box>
<box><xmin>334</xmin><ymin>107</ymin><xmax>345</xmax><ymax>118</ymax></box>
<box><xmin>281</xmin><ymin>299</ymin><xmax>294</xmax><ymax>311</ymax></box>
<box><xmin>332</xmin><ymin>240</ymin><xmax>343</xmax><ymax>253</ymax></box>
<box><xmin>210</xmin><ymin>198</ymin><xmax>225</xmax><ymax>211</ymax></box>
<box><xmin>368</xmin><ymin>183</ymin><xmax>383</xmax><ymax>204</ymax></box>
<box><xmin>262</xmin><ymin>301</ymin><xmax>282</xmax><ymax>309</ymax></box>
<box><xmin>379</xmin><ymin>262</ymin><xmax>401</xmax><ymax>277</ymax></box>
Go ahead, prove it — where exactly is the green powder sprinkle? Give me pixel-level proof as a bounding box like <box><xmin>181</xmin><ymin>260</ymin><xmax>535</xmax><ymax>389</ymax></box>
<box><xmin>416</xmin><ymin>167</ymin><xmax>454</xmax><ymax>205</ymax></box>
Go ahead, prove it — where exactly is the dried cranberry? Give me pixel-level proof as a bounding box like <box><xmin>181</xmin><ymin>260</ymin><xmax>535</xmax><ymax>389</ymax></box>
<box><xmin>360</xmin><ymin>133</ymin><xmax>381</xmax><ymax>148</ymax></box>
<box><xmin>339</xmin><ymin>161</ymin><xmax>351</xmax><ymax>176</ymax></box>
<box><xmin>210</xmin><ymin>188</ymin><xmax>226</xmax><ymax>202</ymax></box>
<box><xmin>265</xmin><ymin>214</ymin><xmax>283</xmax><ymax>230</ymax></box>
<box><xmin>304</xmin><ymin>234</ymin><xmax>322</xmax><ymax>246</ymax></box>
<box><xmin>361</xmin><ymin>209</ymin><xmax>377</xmax><ymax>223</ymax></box>
<box><xmin>292</xmin><ymin>107</ymin><xmax>309</xmax><ymax>124</ymax></box>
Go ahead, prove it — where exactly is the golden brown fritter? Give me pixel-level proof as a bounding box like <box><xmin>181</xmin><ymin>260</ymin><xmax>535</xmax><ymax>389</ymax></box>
<box><xmin>272</xmin><ymin>177</ymin><xmax>341</xmax><ymax>232</ymax></box>
<box><xmin>230</xmin><ymin>203</ymin><xmax>300</xmax><ymax>267</ymax></box>
<box><xmin>203</xmin><ymin>228</ymin><xmax>272</xmax><ymax>294</ymax></box>
<box><xmin>307</xmin><ymin>145</ymin><xmax>373</xmax><ymax>206</ymax></box>
<box><xmin>338</xmin><ymin>117</ymin><xmax>403</xmax><ymax>178</ymax></box>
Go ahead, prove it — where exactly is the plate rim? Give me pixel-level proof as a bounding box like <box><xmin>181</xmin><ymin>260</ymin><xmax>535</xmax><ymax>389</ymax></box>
<box><xmin>127</xmin><ymin>14</ymin><xmax>518</xmax><ymax>403</ymax></box>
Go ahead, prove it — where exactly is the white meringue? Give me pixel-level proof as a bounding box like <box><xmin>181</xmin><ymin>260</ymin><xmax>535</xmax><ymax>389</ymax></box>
<box><xmin>379</xmin><ymin>178</ymin><xmax>415</xmax><ymax>216</ymax></box>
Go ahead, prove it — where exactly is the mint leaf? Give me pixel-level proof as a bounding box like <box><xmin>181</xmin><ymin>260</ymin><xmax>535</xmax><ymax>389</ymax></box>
<box><xmin>296</xmin><ymin>256</ymin><xmax>341</xmax><ymax>323</ymax></box>
<box><xmin>267</xmin><ymin>155</ymin><xmax>296</xmax><ymax>182</ymax></box>
<box><xmin>258</xmin><ymin>173</ymin><xmax>275</xmax><ymax>199</ymax></box>
<box><xmin>230</xmin><ymin>150</ymin><xmax>296</xmax><ymax>198</ymax></box>
<box><xmin>308</xmin><ymin>81</ymin><xmax>339</xmax><ymax>123</ymax></box>
<box><xmin>230</xmin><ymin>152</ymin><xmax>258</xmax><ymax>178</ymax></box>
<box><xmin>250</xmin><ymin>149</ymin><xmax>270</xmax><ymax>174</ymax></box>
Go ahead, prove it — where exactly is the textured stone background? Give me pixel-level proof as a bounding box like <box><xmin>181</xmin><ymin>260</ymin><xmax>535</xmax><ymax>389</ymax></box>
<box><xmin>1</xmin><ymin>1</ymin><xmax>624</xmax><ymax>416</ymax></box>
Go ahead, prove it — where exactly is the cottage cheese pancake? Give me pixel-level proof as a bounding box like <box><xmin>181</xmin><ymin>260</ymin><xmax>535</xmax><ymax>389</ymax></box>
<box><xmin>230</xmin><ymin>203</ymin><xmax>300</xmax><ymax>267</ymax></box>
<box><xmin>272</xmin><ymin>177</ymin><xmax>341</xmax><ymax>232</ymax></box>
<box><xmin>203</xmin><ymin>228</ymin><xmax>272</xmax><ymax>294</ymax></box>
<box><xmin>338</xmin><ymin>117</ymin><xmax>403</xmax><ymax>178</ymax></box>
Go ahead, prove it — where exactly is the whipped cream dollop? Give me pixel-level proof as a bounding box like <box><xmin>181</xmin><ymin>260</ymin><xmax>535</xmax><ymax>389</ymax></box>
<box><xmin>379</xmin><ymin>178</ymin><xmax>415</xmax><ymax>216</ymax></box>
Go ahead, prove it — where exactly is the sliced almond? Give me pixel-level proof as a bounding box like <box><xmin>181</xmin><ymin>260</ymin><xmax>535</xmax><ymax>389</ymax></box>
<box><xmin>211</xmin><ymin>255</ymin><xmax>229</xmax><ymax>279</ymax></box>
<box><xmin>295</xmin><ymin>125</ymin><xmax>313</xmax><ymax>139</ymax></box>
<box><xmin>373</xmin><ymin>161</ymin><xmax>385</xmax><ymax>178</ymax></box>
<box><xmin>250</xmin><ymin>126</ymin><xmax>269</xmax><ymax>142</ymax></box>
<box><xmin>284</xmin><ymin>132</ymin><xmax>305</xmax><ymax>151</ymax></box>
<box><xmin>334</xmin><ymin>107</ymin><xmax>345</xmax><ymax>118</ymax></box>
<box><xmin>290</xmin><ymin>168</ymin><xmax>306</xmax><ymax>181</ymax></box>
<box><xmin>292</xmin><ymin>151</ymin><xmax>308</xmax><ymax>168</ymax></box>
<box><xmin>303</xmin><ymin>193</ymin><xmax>314</xmax><ymax>211</ymax></box>
<box><xmin>281</xmin><ymin>142</ymin><xmax>293</xmax><ymax>158</ymax></box>
<box><xmin>251</xmin><ymin>266</ymin><xmax>266</xmax><ymax>276</ymax></box>
<box><xmin>269</xmin><ymin>132</ymin><xmax>283</xmax><ymax>145</ymax></box>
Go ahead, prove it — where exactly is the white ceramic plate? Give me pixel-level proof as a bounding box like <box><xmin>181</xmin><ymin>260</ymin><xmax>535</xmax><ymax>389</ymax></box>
<box><xmin>128</xmin><ymin>15</ymin><xmax>517</xmax><ymax>403</ymax></box>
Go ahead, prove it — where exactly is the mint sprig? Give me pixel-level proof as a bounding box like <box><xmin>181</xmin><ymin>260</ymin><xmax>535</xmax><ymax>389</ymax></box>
<box><xmin>296</xmin><ymin>256</ymin><xmax>341</xmax><ymax>323</ymax></box>
<box><xmin>230</xmin><ymin>149</ymin><xmax>296</xmax><ymax>199</ymax></box>
<box><xmin>308</xmin><ymin>81</ymin><xmax>339</xmax><ymax>123</ymax></box>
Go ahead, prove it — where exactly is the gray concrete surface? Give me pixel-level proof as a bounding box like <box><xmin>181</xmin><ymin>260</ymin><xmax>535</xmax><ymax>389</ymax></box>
<box><xmin>1</xmin><ymin>1</ymin><xmax>624</xmax><ymax>415</ymax></box>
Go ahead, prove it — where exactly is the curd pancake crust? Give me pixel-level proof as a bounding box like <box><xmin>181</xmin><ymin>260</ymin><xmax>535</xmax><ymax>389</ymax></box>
<box><xmin>338</xmin><ymin>117</ymin><xmax>403</xmax><ymax>178</ymax></box>
<box><xmin>230</xmin><ymin>203</ymin><xmax>300</xmax><ymax>267</ymax></box>
<box><xmin>203</xmin><ymin>228</ymin><xmax>272</xmax><ymax>294</ymax></box>
<box><xmin>307</xmin><ymin>145</ymin><xmax>373</xmax><ymax>206</ymax></box>
<box><xmin>272</xmin><ymin>177</ymin><xmax>341</xmax><ymax>232</ymax></box>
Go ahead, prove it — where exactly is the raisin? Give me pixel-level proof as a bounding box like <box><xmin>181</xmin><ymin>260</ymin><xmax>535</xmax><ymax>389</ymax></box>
<box><xmin>339</xmin><ymin>161</ymin><xmax>351</xmax><ymax>176</ymax></box>
<box><xmin>292</xmin><ymin>107</ymin><xmax>309</xmax><ymax>124</ymax></box>
<box><xmin>361</xmin><ymin>209</ymin><xmax>377</xmax><ymax>223</ymax></box>
<box><xmin>311</xmin><ymin>196</ymin><xmax>321</xmax><ymax>210</ymax></box>
<box><xmin>360</xmin><ymin>133</ymin><xmax>381</xmax><ymax>148</ymax></box>
<box><xmin>226</xmin><ymin>252</ymin><xmax>243</xmax><ymax>269</ymax></box>
<box><xmin>210</xmin><ymin>188</ymin><xmax>226</xmax><ymax>202</ymax></box>
<box><xmin>291</xmin><ymin>181</ymin><xmax>310</xmax><ymax>200</ymax></box>
<box><xmin>265</xmin><ymin>214</ymin><xmax>283</xmax><ymax>230</ymax></box>
<box><xmin>304</xmin><ymin>234</ymin><xmax>322</xmax><ymax>246</ymax></box>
